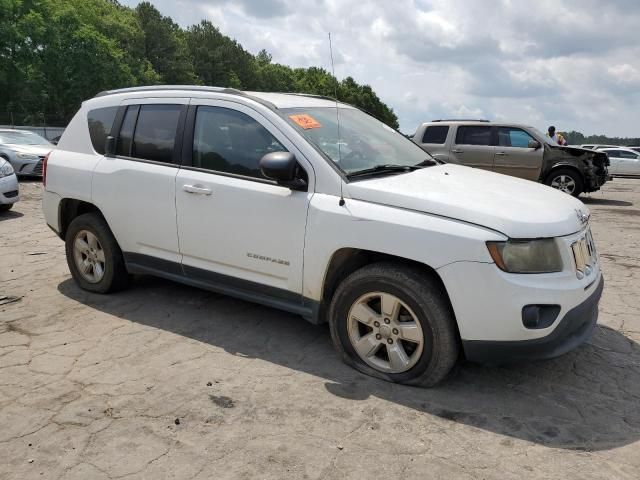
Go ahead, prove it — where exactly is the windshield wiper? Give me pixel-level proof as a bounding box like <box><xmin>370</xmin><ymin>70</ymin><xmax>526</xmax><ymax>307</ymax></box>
<box><xmin>415</xmin><ymin>158</ymin><xmax>438</xmax><ymax>166</ymax></box>
<box><xmin>346</xmin><ymin>164</ymin><xmax>424</xmax><ymax>179</ymax></box>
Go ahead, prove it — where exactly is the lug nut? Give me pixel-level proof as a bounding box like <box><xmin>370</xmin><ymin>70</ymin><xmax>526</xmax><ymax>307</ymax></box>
<box><xmin>374</xmin><ymin>321</ymin><xmax>380</xmax><ymax>327</ymax></box>
<box><xmin>384</xmin><ymin>318</ymin><xmax>391</xmax><ymax>324</ymax></box>
<box><xmin>392</xmin><ymin>328</ymin><xmax>399</xmax><ymax>335</ymax></box>
<box><xmin>387</xmin><ymin>338</ymin><xmax>393</xmax><ymax>344</ymax></box>
<box><xmin>375</xmin><ymin>334</ymin><xmax>382</xmax><ymax>340</ymax></box>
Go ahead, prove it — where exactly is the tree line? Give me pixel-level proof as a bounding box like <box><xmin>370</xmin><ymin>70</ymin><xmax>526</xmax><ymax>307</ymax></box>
<box><xmin>0</xmin><ymin>0</ymin><xmax>399</xmax><ymax>128</ymax></box>
<box><xmin>562</xmin><ymin>131</ymin><xmax>639</xmax><ymax>147</ymax></box>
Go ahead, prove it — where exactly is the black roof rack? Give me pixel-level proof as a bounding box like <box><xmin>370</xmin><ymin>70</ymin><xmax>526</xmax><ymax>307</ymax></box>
<box><xmin>94</xmin><ymin>85</ymin><xmax>245</xmax><ymax>98</ymax></box>
<box><xmin>93</xmin><ymin>85</ymin><xmax>279</xmax><ymax>110</ymax></box>
<box><xmin>431</xmin><ymin>119</ymin><xmax>490</xmax><ymax>123</ymax></box>
<box><xmin>284</xmin><ymin>92</ymin><xmax>338</xmax><ymax>102</ymax></box>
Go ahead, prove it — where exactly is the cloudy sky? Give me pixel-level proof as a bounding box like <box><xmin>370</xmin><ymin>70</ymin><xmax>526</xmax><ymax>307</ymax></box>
<box><xmin>122</xmin><ymin>0</ymin><xmax>640</xmax><ymax>137</ymax></box>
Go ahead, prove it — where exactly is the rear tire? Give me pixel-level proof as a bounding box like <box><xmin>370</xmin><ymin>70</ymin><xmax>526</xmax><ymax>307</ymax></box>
<box><xmin>329</xmin><ymin>262</ymin><xmax>460</xmax><ymax>387</ymax></box>
<box><xmin>546</xmin><ymin>168</ymin><xmax>584</xmax><ymax>197</ymax></box>
<box><xmin>65</xmin><ymin>213</ymin><xmax>129</xmax><ymax>293</ymax></box>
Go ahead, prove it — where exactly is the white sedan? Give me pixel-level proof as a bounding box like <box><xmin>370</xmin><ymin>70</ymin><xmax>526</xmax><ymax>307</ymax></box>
<box><xmin>0</xmin><ymin>157</ymin><xmax>19</xmax><ymax>211</ymax></box>
<box><xmin>598</xmin><ymin>147</ymin><xmax>640</xmax><ymax>177</ymax></box>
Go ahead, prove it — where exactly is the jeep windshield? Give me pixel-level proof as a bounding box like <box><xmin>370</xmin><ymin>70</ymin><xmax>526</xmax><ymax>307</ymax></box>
<box><xmin>282</xmin><ymin>107</ymin><xmax>435</xmax><ymax>177</ymax></box>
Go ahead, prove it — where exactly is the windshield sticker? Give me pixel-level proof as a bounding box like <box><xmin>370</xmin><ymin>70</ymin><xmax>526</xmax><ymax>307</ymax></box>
<box><xmin>289</xmin><ymin>114</ymin><xmax>322</xmax><ymax>129</ymax></box>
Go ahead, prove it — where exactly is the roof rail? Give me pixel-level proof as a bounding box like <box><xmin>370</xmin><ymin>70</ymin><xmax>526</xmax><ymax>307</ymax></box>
<box><xmin>93</xmin><ymin>85</ymin><xmax>281</xmax><ymax>110</ymax></box>
<box><xmin>94</xmin><ymin>85</ymin><xmax>245</xmax><ymax>98</ymax></box>
<box><xmin>285</xmin><ymin>92</ymin><xmax>339</xmax><ymax>102</ymax></box>
<box><xmin>431</xmin><ymin>119</ymin><xmax>490</xmax><ymax>123</ymax></box>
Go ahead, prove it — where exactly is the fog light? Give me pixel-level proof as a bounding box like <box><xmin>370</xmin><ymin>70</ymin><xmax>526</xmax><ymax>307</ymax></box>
<box><xmin>522</xmin><ymin>305</ymin><xmax>561</xmax><ymax>329</ymax></box>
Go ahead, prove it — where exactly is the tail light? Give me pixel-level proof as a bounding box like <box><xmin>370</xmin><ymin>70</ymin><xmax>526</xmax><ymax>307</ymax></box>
<box><xmin>43</xmin><ymin>151</ymin><xmax>50</xmax><ymax>188</ymax></box>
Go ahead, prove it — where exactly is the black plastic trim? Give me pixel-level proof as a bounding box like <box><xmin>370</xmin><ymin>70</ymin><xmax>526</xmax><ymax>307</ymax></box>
<box><xmin>181</xmin><ymin>104</ymin><xmax>196</xmax><ymax>166</ymax></box>
<box><xmin>110</xmin><ymin>156</ymin><xmax>180</xmax><ymax>169</ymax></box>
<box><xmin>123</xmin><ymin>252</ymin><xmax>322</xmax><ymax>323</ymax></box>
<box><xmin>463</xmin><ymin>276</ymin><xmax>604</xmax><ymax>364</ymax></box>
<box><xmin>124</xmin><ymin>252</ymin><xmax>183</xmax><ymax>276</ymax></box>
<box><xmin>178</xmin><ymin>165</ymin><xmax>281</xmax><ymax>186</ymax></box>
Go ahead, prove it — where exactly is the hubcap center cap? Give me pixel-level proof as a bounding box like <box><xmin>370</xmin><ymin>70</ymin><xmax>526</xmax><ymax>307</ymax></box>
<box><xmin>379</xmin><ymin>325</ymin><xmax>392</xmax><ymax>339</ymax></box>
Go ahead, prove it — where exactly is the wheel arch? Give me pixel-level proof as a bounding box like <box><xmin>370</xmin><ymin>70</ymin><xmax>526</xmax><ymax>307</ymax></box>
<box><xmin>544</xmin><ymin>163</ymin><xmax>584</xmax><ymax>182</ymax></box>
<box><xmin>58</xmin><ymin>198</ymin><xmax>106</xmax><ymax>239</ymax></box>
<box><xmin>317</xmin><ymin>248</ymin><xmax>456</xmax><ymax>327</ymax></box>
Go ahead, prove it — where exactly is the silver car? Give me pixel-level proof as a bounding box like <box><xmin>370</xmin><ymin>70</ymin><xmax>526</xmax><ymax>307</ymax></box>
<box><xmin>0</xmin><ymin>129</ymin><xmax>54</xmax><ymax>177</ymax></box>
<box><xmin>0</xmin><ymin>157</ymin><xmax>19</xmax><ymax>211</ymax></box>
<box><xmin>598</xmin><ymin>147</ymin><xmax>640</xmax><ymax>177</ymax></box>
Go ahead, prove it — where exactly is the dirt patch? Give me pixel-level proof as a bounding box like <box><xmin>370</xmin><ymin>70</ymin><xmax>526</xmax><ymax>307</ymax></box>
<box><xmin>599</xmin><ymin>208</ymin><xmax>640</xmax><ymax>217</ymax></box>
<box><xmin>209</xmin><ymin>395</ymin><xmax>235</xmax><ymax>408</ymax></box>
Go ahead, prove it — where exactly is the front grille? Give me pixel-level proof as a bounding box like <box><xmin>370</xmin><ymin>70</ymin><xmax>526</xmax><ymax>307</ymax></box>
<box><xmin>32</xmin><ymin>159</ymin><xmax>43</xmax><ymax>175</ymax></box>
<box><xmin>3</xmin><ymin>190</ymin><xmax>18</xmax><ymax>198</ymax></box>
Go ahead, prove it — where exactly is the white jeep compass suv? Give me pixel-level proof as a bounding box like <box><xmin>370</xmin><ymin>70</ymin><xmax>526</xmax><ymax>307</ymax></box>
<box><xmin>43</xmin><ymin>86</ymin><xmax>604</xmax><ymax>386</ymax></box>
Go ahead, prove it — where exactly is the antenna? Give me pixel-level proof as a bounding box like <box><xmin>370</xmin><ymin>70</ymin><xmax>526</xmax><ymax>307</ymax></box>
<box><xmin>329</xmin><ymin>32</ymin><xmax>345</xmax><ymax>207</ymax></box>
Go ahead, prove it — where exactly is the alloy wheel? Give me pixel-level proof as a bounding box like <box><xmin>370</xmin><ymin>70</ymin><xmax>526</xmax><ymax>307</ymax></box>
<box><xmin>550</xmin><ymin>174</ymin><xmax>576</xmax><ymax>194</ymax></box>
<box><xmin>347</xmin><ymin>292</ymin><xmax>425</xmax><ymax>373</ymax></box>
<box><xmin>73</xmin><ymin>230</ymin><xmax>106</xmax><ymax>283</ymax></box>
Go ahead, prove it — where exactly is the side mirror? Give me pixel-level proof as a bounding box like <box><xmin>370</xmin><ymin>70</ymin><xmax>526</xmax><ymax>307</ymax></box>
<box><xmin>260</xmin><ymin>152</ymin><xmax>307</xmax><ymax>191</ymax></box>
<box><xmin>104</xmin><ymin>135</ymin><xmax>116</xmax><ymax>157</ymax></box>
<box><xmin>528</xmin><ymin>140</ymin><xmax>541</xmax><ymax>150</ymax></box>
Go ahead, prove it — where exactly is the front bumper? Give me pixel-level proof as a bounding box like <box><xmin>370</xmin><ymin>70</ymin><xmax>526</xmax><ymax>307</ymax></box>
<box><xmin>584</xmin><ymin>168</ymin><xmax>608</xmax><ymax>192</ymax></box>
<box><xmin>462</xmin><ymin>276</ymin><xmax>603</xmax><ymax>363</ymax></box>
<box><xmin>437</xmin><ymin>226</ymin><xmax>603</xmax><ymax>362</ymax></box>
<box><xmin>11</xmin><ymin>157</ymin><xmax>44</xmax><ymax>177</ymax></box>
<box><xmin>0</xmin><ymin>174</ymin><xmax>20</xmax><ymax>205</ymax></box>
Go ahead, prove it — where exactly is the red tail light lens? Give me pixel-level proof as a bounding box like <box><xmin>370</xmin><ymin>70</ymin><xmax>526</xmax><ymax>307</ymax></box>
<box><xmin>43</xmin><ymin>151</ymin><xmax>50</xmax><ymax>188</ymax></box>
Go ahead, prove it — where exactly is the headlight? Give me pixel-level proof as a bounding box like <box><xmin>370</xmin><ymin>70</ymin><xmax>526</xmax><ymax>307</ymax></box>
<box><xmin>17</xmin><ymin>152</ymin><xmax>40</xmax><ymax>160</ymax></box>
<box><xmin>0</xmin><ymin>161</ymin><xmax>14</xmax><ymax>177</ymax></box>
<box><xmin>486</xmin><ymin>239</ymin><xmax>563</xmax><ymax>273</ymax></box>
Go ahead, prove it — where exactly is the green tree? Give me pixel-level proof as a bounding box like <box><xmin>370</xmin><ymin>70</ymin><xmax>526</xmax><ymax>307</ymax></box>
<box><xmin>0</xmin><ymin>0</ymin><xmax>399</xmax><ymax>128</ymax></box>
<box><xmin>135</xmin><ymin>2</ymin><xmax>197</xmax><ymax>84</ymax></box>
<box><xmin>185</xmin><ymin>21</ymin><xmax>255</xmax><ymax>89</ymax></box>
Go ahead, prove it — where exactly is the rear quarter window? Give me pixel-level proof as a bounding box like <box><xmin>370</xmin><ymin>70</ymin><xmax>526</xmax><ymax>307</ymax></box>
<box><xmin>87</xmin><ymin>106</ymin><xmax>118</xmax><ymax>154</ymax></box>
<box><xmin>421</xmin><ymin>125</ymin><xmax>449</xmax><ymax>144</ymax></box>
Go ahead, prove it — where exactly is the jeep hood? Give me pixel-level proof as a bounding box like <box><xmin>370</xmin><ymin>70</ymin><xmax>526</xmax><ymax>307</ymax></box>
<box><xmin>346</xmin><ymin>164</ymin><xmax>588</xmax><ymax>238</ymax></box>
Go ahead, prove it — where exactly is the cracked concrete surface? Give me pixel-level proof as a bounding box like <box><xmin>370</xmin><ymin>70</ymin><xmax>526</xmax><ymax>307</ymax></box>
<box><xmin>1</xmin><ymin>179</ymin><xmax>639</xmax><ymax>479</ymax></box>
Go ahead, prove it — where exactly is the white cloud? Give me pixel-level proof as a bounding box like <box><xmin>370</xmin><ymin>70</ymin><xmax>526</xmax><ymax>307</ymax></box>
<box><xmin>121</xmin><ymin>0</ymin><xmax>640</xmax><ymax>137</ymax></box>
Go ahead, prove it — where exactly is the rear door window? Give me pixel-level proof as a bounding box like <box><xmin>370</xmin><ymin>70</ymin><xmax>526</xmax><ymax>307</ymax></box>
<box><xmin>131</xmin><ymin>105</ymin><xmax>182</xmax><ymax>163</ymax></box>
<box><xmin>88</xmin><ymin>106</ymin><xmax>118</xmax><ymax>154</ymax></box>
<box><xmin>421</xmin><ymin>125</ymin><xmax>449</xmax><ymax>144</ymax></box>
<box><xmin>455</xmin><ymin>126</ymin><xmax>492</xmax><ymax>146</ymax></box>
<box><xmin>602</xmin><ymin>149</ymin><xmax>621</xmax><ymax>158</ymax></box>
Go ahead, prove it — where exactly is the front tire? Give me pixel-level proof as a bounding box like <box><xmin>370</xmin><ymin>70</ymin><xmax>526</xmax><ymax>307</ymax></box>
<box><xmin>65</xmin><ymin>213</ymin><xmax>129</xmax><ymax>293</ymax></box>
<box><xmin>329</xmin><ymin>263</ymin><xmax>460</xmax><ymax>387</ymax></box>
<box><xmin>0</xmin><ymin>204</ymin><xmax>13</xmax><ymax>211</ymax></box>
<box><xmin>546</xmin><ymin>168</ymin><xmax>583</xmax><ymax>197</ymax></box>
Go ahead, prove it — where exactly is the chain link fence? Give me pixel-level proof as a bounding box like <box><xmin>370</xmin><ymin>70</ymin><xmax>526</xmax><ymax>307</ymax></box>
<box><xmin>0</xmin><ymin>112</ymin><xmax>67</xmax><ymax>142</ymax></box>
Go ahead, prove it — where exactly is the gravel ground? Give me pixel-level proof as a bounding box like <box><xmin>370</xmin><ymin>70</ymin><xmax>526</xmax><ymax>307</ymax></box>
<box><xmin>1</xmin><ymin>179</ymin><xmax>639</xmax><ymax>480</ymax></box>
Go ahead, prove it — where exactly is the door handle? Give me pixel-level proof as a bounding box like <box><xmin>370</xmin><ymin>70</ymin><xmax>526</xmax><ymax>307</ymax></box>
<box><xmin>451</xmin><ymin>149</ymin><xmax>464</xmax><ymax>154</ymax></box>
<box><xmin>183</xmin><ymin>184</ymin><xmax>212</xmax><ymax>195</ymax></box>
<box><xmin>495</xmin><ymin>152</ymin><xmax>507</xmax><ymax>156</ymax></box>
